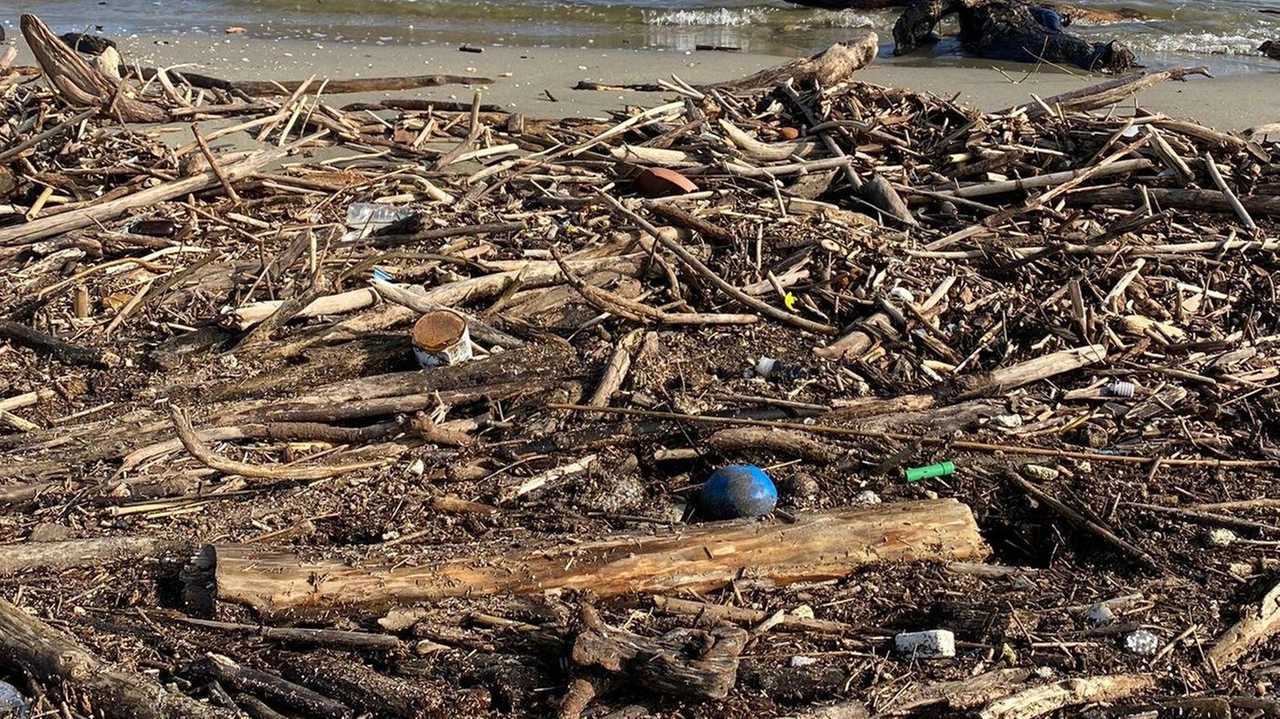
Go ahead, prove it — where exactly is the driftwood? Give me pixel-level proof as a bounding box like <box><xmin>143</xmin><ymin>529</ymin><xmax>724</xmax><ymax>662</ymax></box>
<box><xmin>186</xmin><ymin>500</ymin><xmax>987</xmax><ymax>620</ymax></box>
<box><xmin>572</xmin><ymin>604</ymin><xmax>747</xmax><ymax>700</ymax></box>
<box><xmin>196</xmin><ymin>653</ymin><xmax>353</xmax><ymax>718</ymax></box>
<box><xmin>893</xmin><ymin>0</ymin><xmax>1137</xmax><ymax>72</ymax></box>
<box><xmin>0</xmin><ymin>536</ymin><xmax>177</xmax><ymax>576</ymax></box>
<box><xmin>0</xmin><ymin>598</ymin><xmax>232</xmax><ymax>719</ymax></box>
<box><xmin>20</xmin><ymin>14</ymin><xmax>165</xmax><ymax>122</ymax></box>
<box><xmin>1066</xmin><ymin>187</ymin><xmax>1280</xmax><ymax>218</ymax></box>
<box><xmin>708</xmin><ymin>37</ymin><xmax>878</xmax><ymax>91</ymax></box>
<box><xmin>1206</xmin><ymin>579</ymin><xmax>1280</xmax><ymax>667</ymax></box>
<box><xmin>1008</xmin><ymin>66</ymin><xmax>1212</xmax><ymax>118</ymax></box>
<box><xmin>132</xmin><ymin>67</ymin><xmax>494</xmax><ymax>96</ymax></box>
<box><xmin>976</xmin><ymin>674</ymin><xmax>1155</xmax><ymax>719</ymax></box>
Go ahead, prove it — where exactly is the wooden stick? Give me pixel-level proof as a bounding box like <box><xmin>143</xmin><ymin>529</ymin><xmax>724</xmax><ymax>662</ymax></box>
<box><xmin>940</xmin><ymin>158</ymin><xmax>1152</xmax><ymax>199</ymax></box>
<box><xmin>1203</xmin><ymin>152</ymin><xmax>1258</xmax><ymax>231</ymax></box>
<box><xmin>0</xmin><ymin>597</ymin><xmax>232</xmax><ymax>719</ymax></box>
<box><xmin>0</xmin><ymin>318</ymin><xmax>120</xmax><ymax>368</ymax></box>
<box><xmin>198</xmin><ymin>653</ymin><xmax>352</xmax><ymax>718</ymax></box>
<box><xmin>976</xmin><ymin>674</ymin><xmax>1155</xmax><ymax>719</ymax></box>
<box><xmin>1207</xmin><ymin>579</ymin><xmax>1280</xmax><ymax>667</ymax></box>
<box><xmin>1006</xmin><ymin>66</ymin><xmax>1210</xmax><ymax>118</ymax></box>
<box><xmin>588</xmin><ymin>329</ymin><xmax>643</xmax><ymax>407</ymax></box>
<box><xmin>187</xmin><ymin>499</ymin><xmax>987</xmax><ymax>620</ymax></box>
<box><xmin>653</xmin><ymin>595</ymin><xmax>855</xmax><ymax>635</ymax></box>
<box><xmin>170</xmin><ymin>406</ymin><xmax>386</xmax><ymax>480</ymax></box>
<box><xmin>1065</xmin><ymin>187</ymin><xmax>1280</xmax><ymax>218</ymax></box>
<box><xmin>192</xmin><ymin>124</ymin><xmax>241</xmax><ymax>203</ymax></box>
<box><xmin>157</xmin><ymin>613</ymin><xmax>401</xmax><ymax>652</ymax></box>
<box><xmin>1007</xmin><ymin>471</ymin><xmax>1160</xmax><ymax>570</ymax></box>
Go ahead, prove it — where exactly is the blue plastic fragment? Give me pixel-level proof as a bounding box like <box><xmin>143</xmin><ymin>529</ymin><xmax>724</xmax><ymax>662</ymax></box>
<box><xmin>372</xmin><ymin>267</ymin><xmax>394</xmax><ymax>282</ymax></box>
<box><xmin>699</xmin><ymin>464</ymin><xmax>778</xmax><ymax>520</ymax></box>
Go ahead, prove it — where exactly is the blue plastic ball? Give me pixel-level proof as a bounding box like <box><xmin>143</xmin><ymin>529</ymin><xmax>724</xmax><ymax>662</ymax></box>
<box><xmin>699</xmin><ymin>465</ymin><xmax>778</xmax><ymax>520</ymax></box>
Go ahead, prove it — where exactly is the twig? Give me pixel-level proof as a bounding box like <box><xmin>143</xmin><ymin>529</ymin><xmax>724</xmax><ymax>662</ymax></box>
<box><xmin>1006</xmin><ymin>470</ymin><xmax>1161</xmax><ymax>571</ymax></box>
<box><xmin>598</xmin><ymin>193</ymin><xmax>837</xmax><ymax>335</ymax></box>
<box><xmin>169</xmin><ymin>406</ymin><xmax>385</xmax><ymax>480</ymax></box>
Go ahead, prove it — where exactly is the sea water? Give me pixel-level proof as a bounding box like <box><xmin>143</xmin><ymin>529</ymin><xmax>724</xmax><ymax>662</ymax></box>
<box><xmin>2</xmin><ymin>0</ymin><xmax>1279</xmax><ymax>72</ymax></box>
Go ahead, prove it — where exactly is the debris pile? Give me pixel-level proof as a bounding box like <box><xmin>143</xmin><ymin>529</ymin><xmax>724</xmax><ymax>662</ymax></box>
<box><xmin>3</xmin><ymin>12</ymin><xmax>1280</xmax><ymax>719</ymax></box>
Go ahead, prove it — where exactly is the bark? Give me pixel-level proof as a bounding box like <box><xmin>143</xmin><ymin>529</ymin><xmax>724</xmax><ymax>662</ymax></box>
<box><xmin>20</xmin><ymin>14</ymin><xmax>165</xmax><ymax>122</ymax></box>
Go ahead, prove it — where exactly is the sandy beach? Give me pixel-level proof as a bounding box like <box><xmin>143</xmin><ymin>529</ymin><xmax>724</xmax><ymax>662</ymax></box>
<box><xmin>6</xmin><ymin>31</ymin><xmax>1280</xmax><ymax>131</ymax></box>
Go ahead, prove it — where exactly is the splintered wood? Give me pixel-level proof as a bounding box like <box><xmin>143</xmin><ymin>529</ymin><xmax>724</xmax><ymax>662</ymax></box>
<box><xmin>2</xmin><ymin>9</ymin><xmax>1280</xmax><ymax>719</ymax></box>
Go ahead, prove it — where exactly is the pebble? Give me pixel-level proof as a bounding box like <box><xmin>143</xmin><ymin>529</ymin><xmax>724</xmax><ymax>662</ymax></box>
<box><xmin>405</xmin><ymin>458</ymin><xmax>425</xmax><ymax>476</ymax></box>
<box><xmin>699</xmin><ymin>465</ymin><xmax>777</xmax><ymax>520</ymax></box>
<box><xmin>1123</xmin><ymin>629</ymin><xmax>1160</xmax><ymax>656</ymax></box>
<box><xmin>894</xmin><ymin>629</ymin><xmax>955</xmax><ymax>659</ymax></box>
<box><xmin>1084</xmin><ymin>603</ymin><xmax>1115</xmax><ymax>627</ymax></box>
<box><xmin>784</xmin><ymin>472</ymin><xmax>820</xmax><ymax>499</ymax></box>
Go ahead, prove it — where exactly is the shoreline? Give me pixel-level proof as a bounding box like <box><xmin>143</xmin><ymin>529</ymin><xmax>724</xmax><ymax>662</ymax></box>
<box><xmin>5</xmin><ymin>31</ymin><xmax>1280</xmax><ymax>131</ymax></box>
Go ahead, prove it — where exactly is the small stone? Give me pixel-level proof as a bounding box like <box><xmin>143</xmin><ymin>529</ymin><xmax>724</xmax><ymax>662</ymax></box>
<box><xmin>1021</xmin><ymin>464</ymin><xmax>1059</xmax><ymax>481</ymax></box>
<box><xmin>789</xmin><ymin>655</ymin><xmax>818</xmax><ymax>667</ymax></box>
<box><xmin>406</xmin><ymin>458</ymin><xmax>425</xmax><ymax>476</ymax></box>
<box><xmin>894</xmin><ymin>629</ymin><xmax>956</xmax><ymax>659</ymax></box>
<box><xmin>791</xmin><ymin>605</ymin><xmax>815</xmax><ymax>619</ymax></box>
<box><xmin>784</xmin><ymin>472</ymin><xmax>820</xmax><ymax>499</ymax></box>
<box><xmin>1123</xmin><ymin>629</ymin><xmax>1160</xmax><ymax>656</ymax></box>
<box><xmin>1205</xmin><ymin>527</ymin><xmax>1237</xmax><ymax>548</ymax></box>
<box><xmin>853</xmin><ymin>490</ymin><xmax>881</xmax><ymax>506</ymax></box>
<box><xmin>1085</xmin><ymin>603</ymin><xmax>1115</xmax><ymax>627</ymax></box>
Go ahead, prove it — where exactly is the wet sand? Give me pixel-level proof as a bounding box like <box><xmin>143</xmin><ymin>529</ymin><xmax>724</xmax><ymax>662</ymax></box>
<box><xmin>5</xmin><ymin>32</ymin><xmax>1280</xmax><ymax>131</ymax></box>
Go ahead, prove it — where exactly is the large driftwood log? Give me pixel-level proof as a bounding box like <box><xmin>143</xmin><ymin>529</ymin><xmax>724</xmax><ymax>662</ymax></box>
<box><xmin>187</xmin><ymin>499</ymin><xmax>987</xmax><ymax>621</ymax></box>
<box><xmin>21</xmin><ymin>14</ymin><xmax>165</xmax><ymax>122</ymax></box>
<box><xmin>0</xmin><ymin>598</ymin><xmax>232</xmax><ymax>719</ymax></box>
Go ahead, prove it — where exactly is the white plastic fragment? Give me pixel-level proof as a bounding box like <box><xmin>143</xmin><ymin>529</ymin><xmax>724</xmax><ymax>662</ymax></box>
<box><xmin>1105</xmin><ymin>381</ymin><xmax>1136</xmax><ymax>398</ymax></box>
<box><xmin>1085</xmin><ymin>603</ymin><xmax>1116</xmax><ymax>627</ymax></box>
<box><xmin>790</xmin><ymin>655</ymin><xmax>818</xmax><ymax>668</ymax></box>
<box><xmin>853</xmin><ymin>490</ymin><xmax>882</xmax><ymax>506</ymax></box>
<box><xmin>1021</xmin><ymin>464</ymin><xmax>1060</xmax><ymax>481</ymax></box>
<box><xmin>1123</xmin><ymin>629</ymin><xmax>1160</xmax><ymax>656</ymax></box>
<box><xmin>895</xmin><ymin>629</ymin><xmax>956</xmax><ymax>659</ymax></box>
